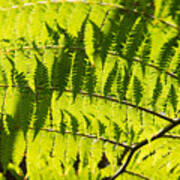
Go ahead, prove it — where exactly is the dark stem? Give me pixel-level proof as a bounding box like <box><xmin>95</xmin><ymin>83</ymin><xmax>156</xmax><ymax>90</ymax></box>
<box><xmin>106</xmin><ymin>119</ymin><xmax>180</xmax><ymax>179</ymax></box>
<box><xmin>0</xmin><ymin>84</ymin><xmax>174</xmax><ymax>123</ymax></box>
<box><xmin>28</xmin><ymin>127</ymin><xmax>131</xmax><ymax>149</ymax></box>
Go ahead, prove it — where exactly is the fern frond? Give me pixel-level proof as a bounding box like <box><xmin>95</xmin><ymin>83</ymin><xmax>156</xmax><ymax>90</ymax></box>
<box><xmin>168</xmin><ymin>84</ymin><xmax>178</xmax><ymax>112</ymax></box>
<box><xmin>0</xmin><ymin>115</ymin><xmax>14</xmax><ymax>171</ymax></box>
<box><xmin>152</xmin><ymin>76</ymin><xmax>163</xmax><ymax>109</ymax></box>
<box><xmin>125</xmin><ymin>17</ymin><xmax>147</xmax><ymax>69</ymax></box>
<box><xmin>122</xmin><ymin>67</ymin><xmax>131</xmax><ymax>100</ymax></box>
<box><xmin>45</xmin><ymin>22</ymin><xmax>59</xmax><ymax>44</ymax></box>
<box><xmin>60</xmin><ymin>110</ymin><xmax>66</xmax><ymax>135</ymax></box>
<box><xmin>88</xmin><ymin>20</ymin><xmax>103</xmax><ymax>58</ymax></box>
<box><xmin>133</xmin><ymin>76</ymin><xmax>143</xmax><ymax>106</ymax></box>
<box><xmin>82</xmin><ymin>113</ymin><xmax>92</xmax><ymax>131</ymax></box>
<box><xmin>14</xmin><ymin>72</ymin><xmax>34</xmax><ymax>136</ymax></box>
<box><xmin>104</xmin><ymin>61</ymin><xmax>118</xmax><ymax>97</ymax></box>
<box><xmin>64</xmin><ymin>110</ymin><xmax>79</xmax><ymax>138</ymax></box>
<box><xmin>169</xmin><ymin>0</ymin><xmax>180</xmax><ymax>25</ymax></box>
<box><xmin>158</xmin><ymin>35</ymin><xmax>178</xmax><ymax>72</ymax></box>
<box><xmin>33</xmin><ymin>55</ymin><xmax>52</xmax><ymax>139</ymax></box>
<box><xmin>139</xmin><ymin>34</ymin><xmax>152</xmax><ymax>75</ymax></box>
<box><xmin>113</xmin><ymin>122</ymin><xmax>122</xmax><ymax>142</ymax></box>
<box><xmin>98</xmin><ymin>120</ymin><xmax>106</xmax><ymax>136</ymax></box>
<box><xmin>116</xmin><ymin>69</ymin><xmax>124</xmax><ymax>102</ymax></box>
<box><xmin>84</xmin><ymin>21</ymin><xmax>95</xmax><ymax>65</ymax></box>
<box><xmin>176</xmin><ymin>66</ymin><xmax>180</xmax><ymax>84</ymax></box>
<box><xmin>0</xmin><ymin>1</ymin><xmax>180</xmax><ymax>179</ymax></box>
<box><xmin>114</xmin><ymin>13</ymin><xmax>138</xmax><ymax>54</ymax></box>
<box><xmin>72</xmin><ymin>18</ymin><xmax>87</xmax><ymax>101</ymax></box>
<box><xmin>6</xmin><ymin>55</ymin><xmax>15</xmax><ymax>85</ymax></box>
<box><xmin>85</xmin><ymin>62</ymin><xmax>97</xmax><ymax>101</ymax></box>
<box><xmin>51</xmin><ymin>28</ymin><xmax>73</xmax><ymax>99</ymax></box>
<box><xmin>100</xmin><ymin>9</ymin><xmax>119</xmax><ymax>68</ymax></box>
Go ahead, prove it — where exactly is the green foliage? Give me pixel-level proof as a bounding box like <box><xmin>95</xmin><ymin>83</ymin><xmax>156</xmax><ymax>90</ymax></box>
<box><xmin>103</xmin><ymin>61</ymin><xmax>118</xmax><ymax>97</ymax></box>
<box><xmin>133</xmin><ymin>76</ymin><xmax>143</xmax><ymax>106</ymax></box>
<box><xmin>51</xmin><ymin>32</ymin><xmax>73</xmax><ymax>99</ymax></box>
<box><xmin>124</xmin><ymin>17</ymin><xmax>147</xmax><ymax>69</ymax></box>
<box><xmin>152</xmin><ymin>76</ymin><xmax>163</xmax><ymax>109</ymax></box>
<box><xmin>33</xmin><ymin>55</ymin><xmax>52</xmax><ymax>138</ymax></box>
<box><xmin>0</xmin><ymin>0</ymin><xmax>180</xmax><ymax>180</ymax></box>
<box><xmin>168</xmin><ymin>84</ymin><xmax>178</xmax><ymax>112</ymax></box>
<box><xmin>158</xmin><ymin>35</ymin><xmax>178</xmax><ymax>72</ymax></box>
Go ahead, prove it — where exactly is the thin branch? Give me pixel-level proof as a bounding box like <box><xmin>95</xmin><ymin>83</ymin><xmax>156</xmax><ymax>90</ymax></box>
<box><xmin>111</xmin><ymin>150</ymin><xmax>135</xmax><ymax>180</ymax></box>
<box><xmin>0</xmin><ymin>84</ymin><xmax>175</xmax><ymax>123</ymax></box>
<box><xmin>117</xmin><ymin>148</ymin><xmax>129</xmax><ymax>166</ymax></box>
<box><xmin>134</xmin><ymin>118</ymin><xmax>180</xmax><ymax>150</ymax></box>
<box><xmin>72</xmin><ymin>90</ymin><xmax>174</xmax><ymax>123</ymax></box>
<box><xmin>124</xmin><ymin>170</ymin><xmax>151</xmax><ymax>180</ymax></box>
<box><xmin>0</xmin><ymin>0</ymin><xmax>179</xmax><ymax>31</ymax></box>
<box><xmin>107</xmin><ymin>119</ymin><xmax>180</xmax><ymax>179</ymax></box>
<box><xmin>28</xmin><ymin>127</ymin><xmax>131</xmax><ymax>149</ymax></box>
<box><xmin>162</xmin><ymin>134</ymin><xmax>180</xmax><ymax>139</ymax></box>
<box><xmin>0</xmin><ymin>45</ymin><xmax>178</xmax><ymax>80</ymax></box>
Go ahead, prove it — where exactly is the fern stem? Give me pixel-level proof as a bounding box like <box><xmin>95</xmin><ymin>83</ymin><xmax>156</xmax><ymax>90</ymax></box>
<box><xmin>108</xmin><ymin>119</ymin><xmax>180</xmax><ymax>179</ymax></box>
<box><xmin>28</xmin><ymin>127</ymin><xmax>131</xmax><ymax>149</ymax></box>
<box><xmin>0</xmin><ymin>45</ymin><xmax>177</xmax><ymax>80</ymax></box>
<box><xmin>162</xmin><ymin>134</ymin><xmax>180</xmax><ymax>139</ymax></box>
<box><xmin>0</xmin><ymin>84</ymin><xmax>175</xmax><ymax>123</ymax></box>
<box><xmin>109</xmin><ymin>150</ymin><xmax>136</xmax><ymax>180</ymax></box>
<box><xmin>134</xmin><ymin>119</ymin><xmax>180</xmax><ymax>149</ymax></box>
<box><xmin>124</xmin><ymin>170</ymin><xmax>151</xmax><ymax>180</ymax></box>
<box><xmin>0</xmin><ymin>1</ymin><xmax>179</xmax><ymax>31</ymax></box>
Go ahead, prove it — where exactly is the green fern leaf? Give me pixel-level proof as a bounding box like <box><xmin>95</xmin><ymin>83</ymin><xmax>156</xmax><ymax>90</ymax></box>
<box><xmin>6</xmin><ymin>55</ymin><xmax>16</xmax><ymax>85</ymax></box>
<box><xmin>85</xmin><ymin>63</ymin><xmax>97</xmax><ymax>101</ymax></box>
<box><xmin>114</xmin><ymin>13</ymin><xmax>138</xmax><ymax>54</ymax></box>
<box><xmin>14</xmin><ymin>72</ymin><xmax>34</xmax><ymax>136</ymax></box>
<box><xmin>100</xmin><ymin>9</ymin><xmax>119</xmax><ymax>68</ymax></box>
<box><xmin>140</xmin><ymin>34</ymin><xmax>152</xmax><ymax>75</ymax></box>
<box><xmin>177</xmin><ymin>65</ymin><xmax>180</xmax><ymax>84</ymax></box>
<box><xmin>168</xmin><ymin>84</ymin><xmax>178</xmax><ymax>112</ymax></box>
<box><xmin>88</xmin><ymin>20</ymin><xmax>103</xmax><ymax>57</ymax></box>
<box><xmin>104</xmin><ymin>61</ymin><xmax>118</xmax><ymax>97</ymax></box>
<box><xmin>122</xmin><ymin>67</ymin><xmax>131</xmax><ymax>100</ymax></box>
<box><xmin>98</xmin><ymin>120</ymin><xmax>106</xmax><ymax>136</ymax></box>
<box><xmin>113</xmin><ymin>122</ymin><xmax>122</xmax><ymax>142</ymax></box>
<box><xmin>82</xmin><ymin>114</ymin><xmax>92</xmax><ymax>131</ymax></box>
<box><xmin>152</xmin><ymin>76</ymin><xmax>162</xmax><ymax>108</ymax></box>
<box><xmin>158</xmin><ymin>35</ymin><xmax>178</xmax><ymax>72</ymax></box>
<box><xmin>45</xmin><ymin>22</ymin><xmax>59</xmax><ymax>44</ymax></box>
<box><xmin>51</xmin><ymin>33</ymin><xmax>73</xmax><ymax>99</ymax></box>
<box><xmin>0</xmin><ymin>131</ymin><xmax>14</xmax><ymax>171</ymax></box>
<box><xmin>64</xmin><ymin>111</ymin><xmax>79</xmax><ymax>139</ymax></box>
<box><xmin>72</xmin><ymin>19</ymin><xmax>87</xmax><ymax>101</ymax></box>
<box><xmin>174</xmin><ymin>54</ymin><xmax>180</xmax><ymax>84</ymax></box>
<box><xmin>60</xmin><ymin>110</ymin><xmax>66</xmax><ymax>135</ymax></box>
<box><xmin>116</xmin><ymin>69</ymin><xmax>124</xmax><ymax>102</ymax></box>
<box><xmin>169</xmin><ymin>0</ymin><xmax>180</xmax><ymax>25</ymax></box>
<box><xmin>125</xmin><ymin>17</ymin><xmax>147</xmax><ymax>69</ymax></box>
<box><xmin>133</xmin><ymin>76</ymin><xmax>143</xmax><ymax>106</ymax></box>
<box><xmin>0</xmin><ymin>115</ymin><xmax>14</xmax><ymax>171</ymax></box>
<box><xmin>33</xmin><ymin>56</ymin><xmax>52</xmax><ymax>139</ymax></box>
<box><xmin>84</xmin><ymin>21</ymin><xmax>95</xmax><ymax>65</ymax></box>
